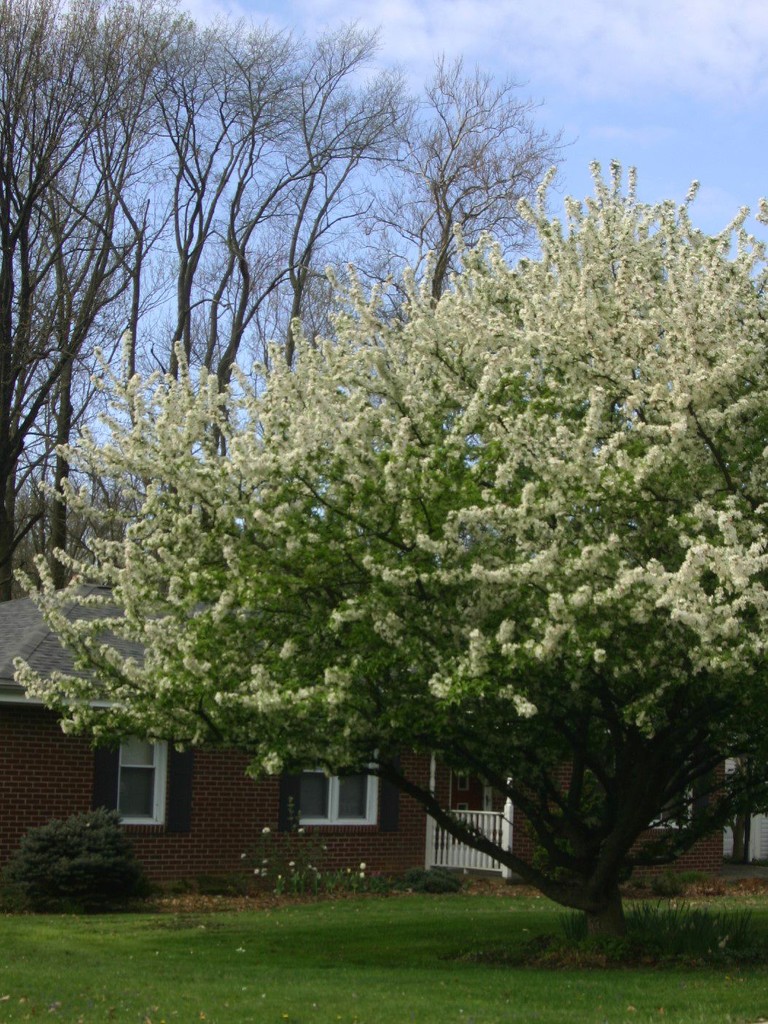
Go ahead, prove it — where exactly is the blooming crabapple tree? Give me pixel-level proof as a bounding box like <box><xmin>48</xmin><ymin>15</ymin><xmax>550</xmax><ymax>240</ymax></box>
<box><xmin>19</xmin><ymin>166</ymin><xmax>768</xmax><ymax>936</ymax></box>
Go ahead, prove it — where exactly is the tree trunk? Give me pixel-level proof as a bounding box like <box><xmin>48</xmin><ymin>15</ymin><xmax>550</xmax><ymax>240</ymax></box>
<box><xmin>732</xmin><ymin>812</ymin><xmax>746</xmax><ymax>862</ymax></box>
<box><xmin>743</xmin><ymin>813</ymin><xmax>752</xmax><ymax>864</ymax></box>
<box><xmin>0</xmin><ymin>489</ymin><xmax>14</xmax><ymax>602</ymax></box>
<box><xmin>50</xmin><ymin>356</ymin><xmax>73</xmax><ymax>590</ymax></box>
<box><xmin>585</xmin><ymin>888</ymin><xmax>626</xmax><ymax>938</ymax></box>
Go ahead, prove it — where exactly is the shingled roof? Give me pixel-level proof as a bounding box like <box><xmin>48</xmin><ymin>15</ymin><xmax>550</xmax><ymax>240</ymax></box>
<box><xmin>0</xmin><ymin>585</ymin><xmax>143</xmax><ymax>702</ymax></box>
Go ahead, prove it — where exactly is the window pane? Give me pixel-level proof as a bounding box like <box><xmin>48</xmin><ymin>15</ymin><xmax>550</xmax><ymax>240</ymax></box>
<box><xmin>300</xmin><ymin>773</ymin><xmax>329</xmax><ymax>819</ymax></box>
<box><xmin>119</xmin><ymin>767</ymin><xmax>155</xmax><ymax>817</ymax></box>
<box><xmin>121</xmin><ymin>738</ymin><xmax>154</xmax><ymax>766</ymax></box>
<box><xmin>338</xmin><ymin>775</ymin><xmax>367</xmax><ymax>819</ymax></box>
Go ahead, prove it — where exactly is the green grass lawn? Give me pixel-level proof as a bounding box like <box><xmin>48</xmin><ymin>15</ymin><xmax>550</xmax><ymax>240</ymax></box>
<box><xmin>1</xmin><ymin>891</ymin><xmax>768</xmax><ymax>1023</ymax></box>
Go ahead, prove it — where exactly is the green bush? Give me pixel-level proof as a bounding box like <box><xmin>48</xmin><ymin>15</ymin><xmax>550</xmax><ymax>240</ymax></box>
<box><xmin>193</xmin><ymin>873</ymin><xmax>249</xmax><ymax>896</ymax></box>
<box><xmin>2</xmin><ymin>808</ymin><xmax>148</xmax><ymax>912</ymax></box>
<box><xmin>650</xmin><ymin>871</ymin><xmax>685</xmax><ymax>897</ymax></box>
<box><xmin>558</xmin><ymin>901</ymin><xmax>755</xmax><ymax>959</ymax></box>
<box><xmin>399</xmin><ymin>868</ymin><xmax>463</xmax><ymax>893</ymax></box>
<box><xmin>629</xmin><ymin>901</ymin><xmax>754</xmax><ymax>956</ymax></box>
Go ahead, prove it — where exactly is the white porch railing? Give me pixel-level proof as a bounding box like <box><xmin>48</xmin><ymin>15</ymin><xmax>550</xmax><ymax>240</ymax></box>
<box><xmin>426</xmin><ymin>807</ymin><xmax>513</xmax><ymax>877</ymax></box>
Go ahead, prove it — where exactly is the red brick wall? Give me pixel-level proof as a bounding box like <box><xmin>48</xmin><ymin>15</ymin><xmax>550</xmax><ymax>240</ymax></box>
<box><xmin>664</xmin><ymin>832</ymin><xmax>723</xmax><ymax>873</ymax></box>
<box><xmin>511</xmin><ymin>805</ymin><xmax>724</xmax><ymax>876</ymax></box>
<box><xmin>283</xmin><ymin>753</ymin><xmax>435</xmax><ymax>877</ymax></box>
<box><xmin>127</xmin><ymin>750</ymin><xmax>433</xmax><ymax>881</ymax></box>
<box><xmin>124</xmin><ymin>748</ymin><xmax>278</xmax><ymax>880</ymax></box>
<box><xmin>0</xmin><ymin>705</ymin><xmax>433</xmax><ymax>882</ymax></box>
<box><xmin>0</xmin><ymin>704</ymin><xmax>723</xmax><ymax>884</ymax></box>
<box><xmin>0</xmin><ymin>704</ymin><xmax>93</xmax><ymax>867</ymax></box>
<box><xmin>628</xmin><ymin>826</ymin><xmax>724</xmax><ymax>876</ymax></box>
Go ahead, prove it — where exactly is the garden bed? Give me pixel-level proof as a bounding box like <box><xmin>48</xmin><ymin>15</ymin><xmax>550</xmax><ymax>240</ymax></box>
<box><xmin>140</xmin><ymin>871</ymin><xmax>768</xmax><ymax>915</ymax></box>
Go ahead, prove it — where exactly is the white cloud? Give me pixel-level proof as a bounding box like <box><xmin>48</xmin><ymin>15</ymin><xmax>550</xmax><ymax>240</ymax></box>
<box><xmin>518</xmin><ymin>0</ymin><xmax>768</xmax><ymax>103</ymax></box>
<box><xmin>181</xmin><ymin>0</ymin><xmax>258</xmax><ymax>24</ymax></box>
<box><xmin>235</xmin><ymin>0</ymin><xmax>768</xmax><ymax>104</ymax></box>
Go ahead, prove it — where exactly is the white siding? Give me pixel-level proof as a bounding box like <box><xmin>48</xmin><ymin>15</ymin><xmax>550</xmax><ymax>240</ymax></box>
<box><xmin>724</xmin><ymin>813</ymin><xmax>768</xmax><ymax>861</ymax></box>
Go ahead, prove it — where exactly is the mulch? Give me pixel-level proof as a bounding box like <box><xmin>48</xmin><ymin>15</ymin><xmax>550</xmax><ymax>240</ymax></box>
<box><xmin>141</xmin><ymin>874</ymin><xmax>768</xmax><ymax>915</ymax></box>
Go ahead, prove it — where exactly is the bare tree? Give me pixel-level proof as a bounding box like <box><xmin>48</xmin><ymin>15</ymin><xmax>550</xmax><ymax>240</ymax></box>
<box><xmin>153</xmin><ymin>20</ymin><xmax>405</xmax><ymax>379</ymax></box>
<box><xmin>93</xmin><ymin>0</ymin><xmax>183</xmax><ymax>379</ymax></box>
<box><xmin>0</xmin><ymin>0</ymin><xmax>175</xmax><ymax>597</ymax></box>
<box><xmin>153</xmin><ymin>18</ymin><xmax>295</xmax><ymax>379</ymax></box>
<box><xmin>2</xmin><ymin>7</ymin><xmax>562</xmax><ymax>597</ymax></box>
<box><xmin>367</xmin><ymin>55</ymin><xmax>562</xmax><ymax>302</ymax></box>
<box><xmin>277</xmin><ymin>25</ymin><xmax>404</xmax><ymax>366</ymax></box>
<box><xmin>0</xmin><ymin>6</ymin><xmax>409</xmax><ymax>595</ymax></box>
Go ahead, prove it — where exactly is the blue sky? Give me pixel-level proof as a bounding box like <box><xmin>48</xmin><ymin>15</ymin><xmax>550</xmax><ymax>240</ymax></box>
<box><xmin>184</xmin><ymin>0</ymin><xmax>767</xmax><ymax>238</ymax></box>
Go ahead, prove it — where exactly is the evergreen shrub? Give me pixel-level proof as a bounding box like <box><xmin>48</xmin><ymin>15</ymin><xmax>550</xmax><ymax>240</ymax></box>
<box><xmin>399</xmin><ymin>867</ymin><xmax>463</xmax><ymax>893</ymax></box>
<box><xmin>2</xmin><ymin>808</ymin><xmax>148</xmax><ymax>912</ymax></box>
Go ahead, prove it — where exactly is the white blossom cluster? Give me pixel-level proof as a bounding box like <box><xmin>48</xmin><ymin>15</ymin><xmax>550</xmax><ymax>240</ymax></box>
<box><xmin>17</xmin><ymin>164</ymin><xmax>768</xmax><ymax>778</ymax></box>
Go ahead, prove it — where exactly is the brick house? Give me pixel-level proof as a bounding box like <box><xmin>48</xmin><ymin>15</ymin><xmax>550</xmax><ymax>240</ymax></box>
<box><xmin>0</xmin><ymin>592</ymin><xmax>441</xmax><ymax>881</ymax></box>
<box><xmin>0</xmin><ymin>591</ymin><xmax>722</xmax><ymax>882</ymax></box>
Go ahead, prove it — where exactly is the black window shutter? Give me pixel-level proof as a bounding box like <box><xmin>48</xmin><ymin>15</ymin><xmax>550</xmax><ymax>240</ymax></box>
<box><xmin>92</xmin><ymin>748</ymin><xmax>119</xmax><ymax>811</ymax></box>
<box><xmin>378</xmin><ymin>760</ymin><xmax>400</xmax><ymax>833</ymax></box>
<box><xmin>166</xmin><ymin>748</ymin><xmax>194</xmax><ymax>833</ymax></box>
<box><xmin>278</xmin><ymin>774</ymin><xmax>302</xmax><ymax>831</ymax></box>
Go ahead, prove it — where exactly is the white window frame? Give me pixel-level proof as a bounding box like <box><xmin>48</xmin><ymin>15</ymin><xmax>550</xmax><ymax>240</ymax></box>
<box><xmin>298</xmin><ymin>771</ymin><xmax>379</xmax><ymax>826</ymax></box>
<box><xmin>118</xmin><ymin>739</ymin><xmax>168</xmax><ymax>825</ymax></box>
